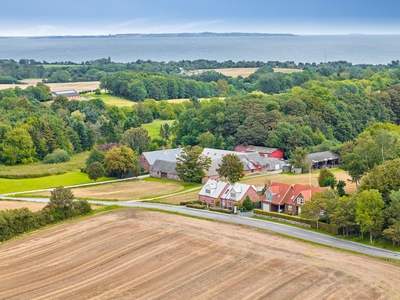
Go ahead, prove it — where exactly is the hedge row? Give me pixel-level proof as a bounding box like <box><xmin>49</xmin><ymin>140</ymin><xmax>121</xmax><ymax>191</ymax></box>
<box><xmin>0</xmin><ymin>201</ymin><xmax>92</xmax><ymax>242</ymax></box>
<box><xmin>209</xmin><ymin>207</ymin><xmax>232</xmax><ymax>214</ymax></box>
<box><xmin>186</xmin><ymin>204</ymin><xmax>206</xmax><ymax>209</ymax></box>
<box><xmin>253</xmin><ymin>209</ymin><xmax>339</xmax><ymax>234</ymax></box>
<box><xmin>180</xmin><ymin>200</ymin><xmax>201</xmax><ymax>206</ymax></box>
<box><xmin>254</xmin><ymin>209</ymin><xmax>315</xmax><ymax>226</ymax></box>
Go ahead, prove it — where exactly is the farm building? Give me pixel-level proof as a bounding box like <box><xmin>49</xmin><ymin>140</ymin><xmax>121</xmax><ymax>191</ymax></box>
<box><xmin>307</xmin><ymin>151</ymin><xmax>340</xmax><ymax>170</ymax></box>
<box><xmin>144</xmin><ymin>147</ymin><xmax>271</xmax><ymax>183</ymax></box>
<box><xmin>235</xmin><ymin>145</ymin><xmax>284</xmax><ymax>159</ymax></box>
<box><xmin>261</xmin><ymin>182</ymin><xmax>324</xmax><ymax>215</ymax></box>
<box><xmin>198</xmin><ymin>179</ymin><xmax>260</xmax><ymax>208</ymax></box>
<box><xmin>51</xmin><ymin>90</ymin><xmax>80</xmax><ymax>100</ymax></box>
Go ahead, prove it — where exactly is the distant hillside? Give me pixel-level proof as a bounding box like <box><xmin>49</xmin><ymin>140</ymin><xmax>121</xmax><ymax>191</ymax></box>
<box><xmin>29</xmin><ymin>32</ymin><xmax>296</xmax><ymax>39</ymax></box>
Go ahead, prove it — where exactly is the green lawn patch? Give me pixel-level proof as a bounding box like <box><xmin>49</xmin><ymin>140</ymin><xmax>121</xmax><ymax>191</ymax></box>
<box><xmin>0</xmin><ymin>152</ymin><xmax>90</xmax><ymax>179</ymax></box>
<box><xmin>89</xmin><ymin>93</ymin><xmax>134</xmax><ymax>107</ymax></box>
<box><xmin>1</xmin><ymin>171</ymin><xmax>114</xmax><ymax>194</ymax></box>
<box><xmin>142</xmin><ymin>120</ymin><xmax>175</xmax><ymax>139</ymax></box>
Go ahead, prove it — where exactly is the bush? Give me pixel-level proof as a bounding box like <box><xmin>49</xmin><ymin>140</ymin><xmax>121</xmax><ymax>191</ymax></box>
<box><xmin>209</xmin><ymin>207</ymin><xmax>232</xmax><ymax>214</ymax></box>
<box><xmin>186</xmin><ymin>204</ymin><xmax>206</xmax><ymax>209</ymax></box>
<box><xmin>43</xmin><ymin>149</ymin><xmax>70</xmax><ymax>164</ymax></box>
<box><xmin>242</xmin><ymin>196</ymin><xmax>253</xmax><ymax>211</ymax></box>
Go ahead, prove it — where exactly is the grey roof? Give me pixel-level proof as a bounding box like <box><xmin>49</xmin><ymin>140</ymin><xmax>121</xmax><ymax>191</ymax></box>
<box><xmin>245</xmin><ymin>146</ymin><xmax>278</xmax><ymax>154</ymax></box>
<box><xmin>142</xmin><ymin>148</ymin><xmax>183</xmax><ymax>165</ymax></box>
<box><xmin>307</xmin><ymin>151</ymin><xmax>340</xmax><ymax>163</ymax></box>
<box><xmin>51</xmin><ymin>90</ymin><xmax>80</xmax><ymax>97</ymax></box>
<box><xmin>150</xmin><ymin>159</ymin><xmax>177</xmax><ymax>174</ymax></box>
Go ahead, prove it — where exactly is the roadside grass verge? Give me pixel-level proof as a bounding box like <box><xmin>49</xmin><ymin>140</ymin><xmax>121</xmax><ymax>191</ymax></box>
<box><xmin>1</xmin><ymin>171</ymin><xmax>114</xmax><ymax>194</ymax></box>
<box><xmin>0</xmin><ymin>152</ymin><xmax>89</xmax><ymax>179</ymax></box>
<box><xmin>252</xmin><ymin>216</ymin><xmax>400</xmax><ymax>253</ymax></box>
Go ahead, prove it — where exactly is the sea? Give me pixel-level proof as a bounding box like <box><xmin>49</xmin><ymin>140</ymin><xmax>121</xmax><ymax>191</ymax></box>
<box><xmin>1</xmin><ymin>35</ymin><xmax>400</xmax><ymax>65</ymax></box>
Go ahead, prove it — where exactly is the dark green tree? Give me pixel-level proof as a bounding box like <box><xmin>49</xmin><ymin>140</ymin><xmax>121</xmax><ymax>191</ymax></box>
<box><xmin>216</xmin><ymin>154</ymin><xmax>244</xmax><ymax>184</ymax></box>
<box><xmin>104</xmin><ymin>146</ymin><xmax>139</xmax><ymax>178</ymax></box>
<box><xmin>87</xmin><ymin>162</ymin><xmax>105</xmax><ymax>182</ymax></box>
<box><xmin>120</xmin><ymin>127</ymin><xmax>151</xmax><ymax>154</ymax></box>
<box><xmin>175</xmin><ymin>146</ymin><xmax>211</xmax><ymax>182</ymax></box>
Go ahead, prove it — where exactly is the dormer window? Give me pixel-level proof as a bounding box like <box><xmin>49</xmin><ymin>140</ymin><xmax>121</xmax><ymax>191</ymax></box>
<box><xmin>230</xmin><ymin>192</ymin><xmax>236</xmax><ymax>199</ymax></box>
<box><xmin>205</xmin><ymin>189</ymin><xmax>211</xmax><ymax>194</ymax></box>
<box><xmin>297</xmin><ymin>197</ymin><xmax>305</xmax><ymax>205</ymax></box>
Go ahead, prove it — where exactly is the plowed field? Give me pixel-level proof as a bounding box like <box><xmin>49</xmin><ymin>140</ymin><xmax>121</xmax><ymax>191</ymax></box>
<box><xmin>1</xmin><ymin>209</ymin><xmax>399</xmax><ymax>299</ymax></box>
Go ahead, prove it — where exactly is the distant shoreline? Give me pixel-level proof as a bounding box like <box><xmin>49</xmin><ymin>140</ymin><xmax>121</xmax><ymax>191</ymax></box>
<box><xmin>0</xmin><ymin>32</ymin><xmax>297</xmax><ymax>39</ymax></box>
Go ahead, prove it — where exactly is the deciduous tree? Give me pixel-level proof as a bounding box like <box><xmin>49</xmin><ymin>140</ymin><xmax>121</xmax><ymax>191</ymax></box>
<box><xmin>87</xmin><ymin>162</ymin><xmax>105</xmax><ymax>182</ymax></box>
<box><xmin>216</xmin><ymin>154</ymin><xmax>244</xmax><ymax>184</ymax></box>
<box><xmin>104</xmin><ymin>146</ymin><xmax>139</xmax><ymax>178</ymax></box>
<box><xmin>175</xmin><ymin>146</ymin><xmax>211</xmax><ymax>182</ymax></box>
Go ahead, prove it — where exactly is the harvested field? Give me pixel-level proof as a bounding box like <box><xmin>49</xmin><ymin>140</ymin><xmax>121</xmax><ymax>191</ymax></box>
<box><xmin>214</xmin><ymin>68</ymin><xmax>258</xmax><ymax>77</ymax></box>
<box><xmin>0</xmin><ymin>200</ymin><xmax>46</xmax><ymax>211</ymax></box>
<box><xmin>70</xmin><ymin>180</ymin><xmax>185</xmax><ymax>200</ymax></box>
<box><xmin>273</xmin><ymin>67</ymin><xmax>303</xmax><ymax>73</ymax></box>
<box><xmin>0</xmin><ymin>209</ymin><xmax>399</xmax><ymax>299</ymax></box>
<box><xmin>242</xmin><ymin>169</ymin><xmax>356</xmax><ymax>193</ymax></box>
<box><xmin>0</xmin><ymin>79</ymin><xmax>100</xmax><ymax>92</ymax></box>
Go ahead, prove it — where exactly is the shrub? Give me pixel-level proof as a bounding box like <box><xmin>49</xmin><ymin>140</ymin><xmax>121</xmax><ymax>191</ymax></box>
<box><xmin>209</xmin><ymin>207</ymin><xmax>232</xmax><ymax>214</ymax></box>
<box><xmin>186</xmin><ymin>204</ymin><xmax>206</xmax><ymax>209</ymax></box>
<box><xmin>242</xmin><ymin>196</ymin><xmax>253</xmax><ymax>211</ymax></box>
<box><xmin>43</xmin><ymin>149</ymin><xmax>70</xmax><ymax>164</ymax></box>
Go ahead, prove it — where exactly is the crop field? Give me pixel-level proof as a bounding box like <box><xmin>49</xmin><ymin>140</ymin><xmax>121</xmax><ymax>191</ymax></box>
<box><xmin>0</xmin><ymin>200</ymin><xmax>46</xmax><ymax>211</ymax></box>
<box><xmin>0</xmin><ymin>79</ymin><xmax>100</xmax><ymax>92</ymax></box>
<box><xmin>86</xmin><ymin>93</ymin><xmax>135</xmax><ymax>107</ymax></box>
<box><xmin>0</xmin><ymin>209</ymin><xmax>399</xmax><ymax>299</ymax></box>
<box><xmin>273</xmin><ymin>67</ymin><xmax>303</xmax><ymax>73</ymax></box>
<box><xmin>242</xmin><ymin>169</ymin><xmax>356</xmax><ymax>193</ymax></box>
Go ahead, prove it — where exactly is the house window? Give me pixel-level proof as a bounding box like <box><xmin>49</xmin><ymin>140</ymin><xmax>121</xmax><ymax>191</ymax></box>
<box><xmin>297</xmin><ymin>198</ymin><xmax>305</xmax><ymax>205</ymax></box>
<box><xmin>205</xmin><ymin>189</ymin><xmax>211</xmax><ymax>194</ymax></box>
<box><xmin>227</xmin><ymin>202</ymin><xmax>232</xmax><ymax>208</ymax></box>
<box><xmin>211</xmin><ymin>199</ymin><xmax>214</xmax><ymax>205</ymax></box>
<box><xmin>230</xmin><ymin>193</ymin><xmax>236</xmax><ymax>199</ymax></box>
<box><xmin>202</xmin><ymin>197</ymin><xmax>205</xmax><ymax>203</ymax></box>
<box><xmin>288</xmin><ymin>205</ymin><xmax>292</xmax><ymax>211</ymax></box>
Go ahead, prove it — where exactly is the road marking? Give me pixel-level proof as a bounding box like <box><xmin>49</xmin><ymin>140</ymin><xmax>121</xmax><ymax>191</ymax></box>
<box><xmin>316</xmin><ymin>237</ymin><xmax>332</xmax><ymax>243</ymax></box>
<box><xmin>339</xmin><ymin>243</ymin><xmax>357</xmax><ymax>249</ymax></box>
<box><xmin>272</xmin><ymin>226</ymin><xmax>287</xmax><ymax>231</ymax></box>
<box><xmin>294</xmin><ymin>232</ymin><xmax>308</xmax><ymax>237</ymax></box>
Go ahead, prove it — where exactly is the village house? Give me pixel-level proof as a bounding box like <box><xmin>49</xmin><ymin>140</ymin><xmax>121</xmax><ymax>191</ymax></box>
<box><xmin>198</xmin><ymin>179</ymin><xmax>260</xmax><ymax>208</ymax></box>
<box><xmin>261</xmin><ymin>182</ymin><xmax>324</xmax><ymax>215</ymax></box>
<box><xmin>51</xmin><ymin>90</ymin><xmax>80</xmax><ymax>100</ymax></box>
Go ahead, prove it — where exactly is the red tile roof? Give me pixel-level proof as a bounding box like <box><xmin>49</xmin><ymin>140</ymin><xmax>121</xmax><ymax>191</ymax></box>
<box><xmin>265</xmin><ymin>182</ymin><xmax>324</xmax><ymax>205</ymax></box>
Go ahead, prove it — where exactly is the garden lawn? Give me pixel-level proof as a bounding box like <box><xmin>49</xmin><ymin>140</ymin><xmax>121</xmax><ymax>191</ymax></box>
<box><xmin>0</xmin><ymin>171</ymin><xmax>114</xmax><ymax>194</ymax></box>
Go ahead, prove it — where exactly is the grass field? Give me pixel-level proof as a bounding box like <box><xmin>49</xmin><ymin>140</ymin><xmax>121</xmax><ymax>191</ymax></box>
<box><xmin>87</xmin><ymin>93</ymin><xmax>135</xmax><ymax>107</ymax></box>
<box><xmin>142</xmin><ymin>119</ymin><xmax>175</xmax><ymax>139</ymax></box>
<box><xmin>0</xmin><ymin>152</ymin><xmax>90</xmax><ymax>179</ymax></box>
<box><xmin>1</xmin><ymin>171</ymin><xmax>114</xmax><ymax>194</ymax></box>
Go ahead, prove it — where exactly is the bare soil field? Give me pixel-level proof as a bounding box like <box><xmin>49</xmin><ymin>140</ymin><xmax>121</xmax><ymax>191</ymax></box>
<box><xmin>0</xmin><ymin>79</ymin><xmax>100</xmax><ymax>92</ymax></box>
<box><xmin>0</xmin><ymin>200</ymin><xmax>46</xmax><ymax>211</ymax></box>
<box><xmin>242</xmin><ymin>169</ymin><xmax>356</xmax><ymax>193</ymax></box>
<box><xmin>72</xmin><ymin>180</ymin><xmax>184</xmax><ymax>201</ymax></box>
<box><xmin>0</xmin><ymin>209</ymin><xmax>399</xmax><ymax>299</ymax></box>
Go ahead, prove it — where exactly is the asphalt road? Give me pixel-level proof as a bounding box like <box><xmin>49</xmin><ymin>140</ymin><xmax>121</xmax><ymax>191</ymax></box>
<box><xmin>4</xmin><ymin>197</ymin><xmax>400</xmax><ymax>261</ymax></box>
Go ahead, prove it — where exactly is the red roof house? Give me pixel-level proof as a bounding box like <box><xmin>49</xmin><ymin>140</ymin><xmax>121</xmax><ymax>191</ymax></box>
<box><xmin>261</xmin><ymin>182</ymin><xmax>324</xmax><ymax>215</ymax></box>
<box><xmin>235</xmin><ymin>145</ymin><xmax>284</xmax><ymax>159</ymax></box>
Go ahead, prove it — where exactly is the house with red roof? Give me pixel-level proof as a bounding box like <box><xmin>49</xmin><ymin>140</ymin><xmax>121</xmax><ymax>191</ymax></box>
<box><xmin>235</xmin><ymin>144</ymin><xmax>284</xmax><ymax>159</ymax></box>
<box><xmin>261</xmin><ymin>182</ymin><xmax>324</xmax><ymax>215</ymax></box>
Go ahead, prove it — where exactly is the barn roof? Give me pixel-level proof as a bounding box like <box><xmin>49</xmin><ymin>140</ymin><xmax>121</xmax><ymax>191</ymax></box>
<box><xmin>51</xmin><ymin>90</ymin><xmax>80</xmax><ymax>97</ymax></box>
<box><xmin>149</xmin><ymin>159</ymin><xmax>177</xmax><ymax>174</ymax></box>
<box><xmin>307</xmin><ymin>151</ymin><xmax>340</xmax><ymax>163</ymax></box>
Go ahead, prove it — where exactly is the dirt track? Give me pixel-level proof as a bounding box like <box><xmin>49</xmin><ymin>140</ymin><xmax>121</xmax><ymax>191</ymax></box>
<box><xmin>1</xmin><ymin>209</ymin><xmax>399</xmax><ymax>299</ymax></box>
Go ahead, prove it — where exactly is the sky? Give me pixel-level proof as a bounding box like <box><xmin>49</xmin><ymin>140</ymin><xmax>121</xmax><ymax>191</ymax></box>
<box><xmin>1</xmin><ymin>0</ymin><xmax>400</xmax><ymax>36</ymax></box>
